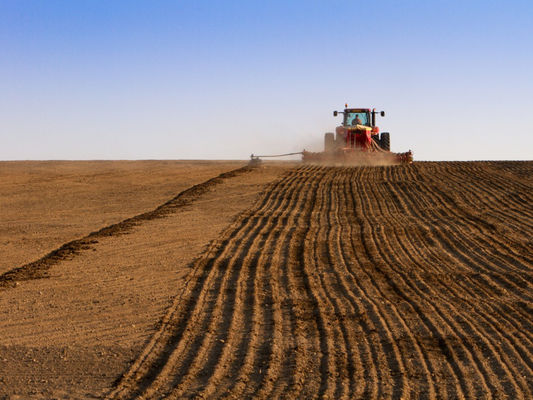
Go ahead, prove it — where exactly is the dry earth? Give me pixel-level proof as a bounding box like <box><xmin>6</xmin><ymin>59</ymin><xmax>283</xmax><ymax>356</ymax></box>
<box><xmin>1</xmin><ymin>160</ymin><xmax>532</xmax><ymax>399</ymax></box>
<box><xmin>0</xmin><ymin>160</ymin><xmax>248</xmax><ymax>275</ymax></box>
<box><xmin>0</xmin><ymin>161</ymin><xmax>293</xmax><ymax>399</ymax></box>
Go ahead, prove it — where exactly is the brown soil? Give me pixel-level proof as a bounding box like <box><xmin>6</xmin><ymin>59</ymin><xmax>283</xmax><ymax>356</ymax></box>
<box><xmin>0</xmin><ymin>160</ymin><xmax>245</xmax><ymax>275</ymax></box>
<box><xmin>1</xmin><ymin>161</ymin><xmax>532</xmax><ymax>399</ymax></box>
<box><xmin>0</xmin><ymin>161</ymin><xmax>293</xmax><ymax>399</ymax></box>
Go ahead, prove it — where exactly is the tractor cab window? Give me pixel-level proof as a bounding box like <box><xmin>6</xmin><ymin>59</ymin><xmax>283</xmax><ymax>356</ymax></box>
<box><xmin>346</xmin><ymin>112</ymin><xmax>369</xmax><ymax>126</ymax></box>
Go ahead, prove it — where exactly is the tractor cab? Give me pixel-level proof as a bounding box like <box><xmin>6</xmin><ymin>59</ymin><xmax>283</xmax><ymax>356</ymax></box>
<box><xmin>343</xmin><ymin>109</ymin><xmax>371</xmax><ymax>127</ymax></box>
<box><xmin>333</xmin><ymin>108</ymin><xmax>385</xmax><ymax>128</ymax></box>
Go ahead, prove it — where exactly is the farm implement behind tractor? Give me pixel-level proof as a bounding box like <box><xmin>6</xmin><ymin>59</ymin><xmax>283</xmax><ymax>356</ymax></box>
<box><xmin>302</xmin><ymin>106</ymin><xmax>413</xmax><ymax>164</ymax></box>
<box><xmin>250</xmin><ymin>105</ymin><xmax>413</xmax><ymax>165</ymax></box>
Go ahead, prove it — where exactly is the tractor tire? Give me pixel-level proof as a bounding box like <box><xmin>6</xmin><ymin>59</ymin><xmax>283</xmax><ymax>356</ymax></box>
<box><xmin>380</xmin><ymin>132</ymin><xmax>390</xmax><ymax>151</ymax></box>
<box><xmin>336</xmin><ymin>132</ymin><xmax>344</xmax><ymax>148</ymax></box>
<box><xmin>372</xmin><ymin>135</ymin><xmax>381</xmax><ymax>147</ymax></box>
<box><xmin>324</xmin><ymin>132</ymin><xmax>335</xmax><ymax>153</ymax></box>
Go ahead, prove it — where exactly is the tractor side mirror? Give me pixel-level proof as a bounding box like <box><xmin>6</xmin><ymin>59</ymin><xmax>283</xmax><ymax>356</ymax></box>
<box><xmin>380</xmin><ymin>111</ymin><xmax>385</xmax><ymax>117</ymax></box>
<box><xmin>333</xmin><ymin>111</ymin><xmax>338</xmax><ymax>117</ymax></box>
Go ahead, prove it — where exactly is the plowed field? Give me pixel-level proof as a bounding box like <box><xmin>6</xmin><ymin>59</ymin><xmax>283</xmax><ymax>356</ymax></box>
<box><xmin>108</xmin><ymin>161</ymin><xmax>533</xmax><ymax>399</ymax></box>
<box><xmin>1</xmin><ymin>161</ymin><xmax>532</xmax><ymax>399</ymax></box>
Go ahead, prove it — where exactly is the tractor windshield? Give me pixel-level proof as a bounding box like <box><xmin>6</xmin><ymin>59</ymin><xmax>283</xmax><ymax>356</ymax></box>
<box><xmin>346</xmin><ymin>112</ymin><xmax>370</xmax><ymax>126</ymax></box>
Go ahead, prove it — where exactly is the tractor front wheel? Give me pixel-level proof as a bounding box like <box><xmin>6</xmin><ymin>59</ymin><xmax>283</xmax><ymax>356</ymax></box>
<box><xmin>380</xmin><ymin>132</ymin><xmax>390</xmax><ymax>151</ymax></box>
<box><xmin>324</xmin><ymin>132</ymin><xmax>335</xmax><ymax>153</ymax></box>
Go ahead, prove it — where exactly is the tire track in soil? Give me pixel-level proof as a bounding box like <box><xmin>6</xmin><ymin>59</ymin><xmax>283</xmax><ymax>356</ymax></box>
<box><xmin>108</xmin><ymin>162</ymin><xmax>533</xmax><ymax>399</ymax></box>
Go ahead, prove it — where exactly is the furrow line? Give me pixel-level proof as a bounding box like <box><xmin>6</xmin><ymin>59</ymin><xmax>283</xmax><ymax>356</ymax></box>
<box><xmin>310</xmin><ymin>168</ymin><xmax>353</xmax><ymax>399</ymax></box>
<box><xmin>403</xmin><ymin>166</ymin><xmax>533</xmax><ymax>298</ymax></box>
<box><xmin>336</xmin><ymin>167</ymin><xmax>436</xmax><ymax>399</ymax></box>
<box><xmin>208</xmin><ymin>166</ymin><xmax>315</xmax><ymax>399</ymax></box>
<box><xmin>364</xmin><ymin>167</ymin><xmax>443</xmax><ymax>399</ymax></box>
<box><xmin>349</xmin><ymin>167</ymin><xmax>411</xmax><ymax>399</ymax></box>
<box><xmin>377</xmin><ymin>170</ymin><xmax>533</xmax><ymax>362</ymax></box>
<box><xmin>386</xmin><ymin>169</ymin><xmax>531</xmax><ymax>397</ymax></box>
<box><xmin>281</xmin><ymin>167</ymin><xmax>330</xmax><ymax>399</ymax></box>
<box><xmin>107</xmin><ymin>167</ymin><xmax>300</xmax><ymax>399</ymax></box>
<box><xmin>355</xmin><ymin>167</ymin><xmax>473</xmax><ymax>398</ymax></box>
<box><xmin>299</xmin><ymin>167</ymin><xmax>340</xmax><ymax>398</ymax></box>
<box><xmin>415</xmin><ymin>175</ymin><xmax>533</xmax><ymax>301</ymax></box>
<box><xmin>244</xmin><ymin>167</ymin><xmax>316</xmax><ymax>399</ymax></box>
<box><xmin>427</xmin><ymin>163</ymin><xmax>533</xmax><ymax>227</ymax></box>
<box><xmin>433</xmin><ymin>165</ymin><xmax>533</xmax><ymax>235</ymax></box>
<box><xmin>263</xmin><ymin>169</ymin><xmax>326</xmax><ymax>399</ymax></box>
<box><xmin>156</xmin><ymin>168</ymin><xmax>308</xmax><ymax>398</ymax></box>
<box><xmin>1</xmin><ymin>165</ymin><xmax>254</xmax><ymax>289</ymax></box>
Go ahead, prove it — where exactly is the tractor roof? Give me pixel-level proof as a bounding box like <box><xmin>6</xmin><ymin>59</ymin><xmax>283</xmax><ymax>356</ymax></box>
<box><xmin>344</xmin><ymin>108</ymin><xmax>371</xmax><ymax>113</ymax></box>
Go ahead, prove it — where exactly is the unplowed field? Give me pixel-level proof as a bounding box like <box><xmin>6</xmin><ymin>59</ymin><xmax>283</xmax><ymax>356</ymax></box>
<box><xmin>0</xmin><ymin>160</ymin><xmax>245</xmax><ymax>274</ymax></box>
<box><xmin>106</xmin><ymin>161</ymin><xmax>533</xmax><ymax>400</ymax></box>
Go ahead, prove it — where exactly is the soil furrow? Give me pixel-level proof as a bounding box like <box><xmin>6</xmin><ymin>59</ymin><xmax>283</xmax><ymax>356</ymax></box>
<box><xmin>378</xmin><ymin>163</ymin><xmax>532</xmax><ymax>394</ymax></box>
<box><xmin>107</xmin><ymin>169</ymin><xmax>298</xmax><ymax>399</ymax></box>
<box><xmin>144</xmin><ymin>170</ymin><xmax>305</xmax><ymax>398</ymax></box>
<box><xmin>384</xmin><ymin>173</ymin><xmax>512</xmax><ymax>396</ymax></box>
<box><xmin>242</xmin><ymin>166</ymin><xmax>321</xmax><ymax>399</ymax></box>
<box><xmin>366</xmin><ymin>167</ymin><xmax>444</xmax><ymax>399</ymax></box>
<box><xmin>261</xmin><ymin>171</ymin><xmax>321</xmax><ymax>399</ymax></box>
<box><xmin>279</xmin><ymin>167</ymin><xmax>328</xmax><ymax>399</ymax></box>
<box><xmin>414</xmin><ymin>174</ymin><xmax>533</xmax><ymax>301</ymax></box>
<box><xmin>423</xmin><ymin>163</ymin><xmax>533</xmax><ymax>230</ymax></box>
<box><xmin>308</xmin><ymin>170</ymin><xmax>352</xmax><ymax>399</ymax></box>
<box><xmin>203</xmin><ymin>167</ymin><xmax>314</xmax><ymax>399</ymax></box>
<box><xmin>423</xmin><ymin>163</ymin><xmax>533</xmax><ymax>241</ymax></box>
<box><xmin>100</xmin><ymin>162</ymin><xmax>532</xmax><ymax>399</ymax></box>
<box><xmin>332</xmin><ymin>170</ymin><xmax>418</xmax><ymax>396</ymax></box>
<box><xmin>292</xmin><ymin>168</ymin><xmax>335</xmax><ymax>398</ymax></box>
<box><xmin>382</xmin><ymin>166</ymin><xmax>532</xmax><ymax>396</ymax></box>
<box><xmin>354</xmin><ymin>168</ymin><xmax>481</xmax><ymax>398</ymax></box>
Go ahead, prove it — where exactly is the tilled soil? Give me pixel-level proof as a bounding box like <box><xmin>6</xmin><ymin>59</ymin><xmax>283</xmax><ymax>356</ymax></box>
<box><xmin>108</xmin><ymin>161</ymin><xmax>533</xmax><ymax>400</ymax></box>
<box><xmin>1</xmin><ymin>161</ymin><xmax>532</xmax><ymax>399</ymax></box>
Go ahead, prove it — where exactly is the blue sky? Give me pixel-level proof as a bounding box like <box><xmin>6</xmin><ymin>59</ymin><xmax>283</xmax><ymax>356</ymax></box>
<box><xmin>1</xmin><ymin>0</ymin><xmax>532</xmax><ymax>160</ymax></box>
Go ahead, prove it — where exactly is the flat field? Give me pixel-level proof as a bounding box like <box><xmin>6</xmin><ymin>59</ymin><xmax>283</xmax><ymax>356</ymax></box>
<box><xmin>0</xmin><ymin>160</ymin><xmax>246</xmax><ymax>274</ymax></box>
<box><xmin>1</xmin><ymin>160</ymin><xmax>532</xmax><ymax>399</ymax></box>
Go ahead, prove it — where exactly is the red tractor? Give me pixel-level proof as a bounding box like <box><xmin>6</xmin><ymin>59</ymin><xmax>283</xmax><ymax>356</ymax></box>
<box><xmin>303</xmin><ymin>106</ymin><xmax>412</xmax><ymax>164</ymax></box>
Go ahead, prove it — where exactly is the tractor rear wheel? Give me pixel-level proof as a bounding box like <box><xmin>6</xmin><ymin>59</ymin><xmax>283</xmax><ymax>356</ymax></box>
<box><xmin>380</xmin><ymin>132</ymin><xmax>390</xmax><ymax>151</ymax></box>
<box><xmin>324</xmin><ymin>132</ymin><xmax>335</xmax><ymax>153</ymax></box>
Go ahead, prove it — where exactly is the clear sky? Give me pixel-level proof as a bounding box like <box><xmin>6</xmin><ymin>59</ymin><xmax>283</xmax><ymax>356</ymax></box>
<box><xmin>1</xmin><ymin>0</ymin><xmax>532</xmax><ymax>160</ymax></box>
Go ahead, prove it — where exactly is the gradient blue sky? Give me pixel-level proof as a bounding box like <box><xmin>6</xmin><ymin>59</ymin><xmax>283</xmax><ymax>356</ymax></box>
<box><xmin>1</xmin><ymin>0</ymin><xmax>532</xmax><ymax>160</ymax></box>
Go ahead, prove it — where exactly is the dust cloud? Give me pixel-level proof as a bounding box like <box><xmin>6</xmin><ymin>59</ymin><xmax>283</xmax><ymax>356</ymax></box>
<box><xmin>304</xmin><ymin>151</ymin><xmax>403</xmax><ymax>167</ymax></box>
